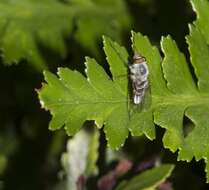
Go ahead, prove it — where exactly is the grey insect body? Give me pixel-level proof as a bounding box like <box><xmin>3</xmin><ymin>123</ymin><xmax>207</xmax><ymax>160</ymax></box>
<box><xmin>129</xmin><ymin>54</ymin><xmax>149</xmax><ymax>104</ymax></box>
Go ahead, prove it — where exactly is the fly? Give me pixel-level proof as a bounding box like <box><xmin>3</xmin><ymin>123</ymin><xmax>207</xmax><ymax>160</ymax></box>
<box><xmin>129</xmin><ymin>53</ymin><xmax>149</xmax><ymax>104</ymax></box>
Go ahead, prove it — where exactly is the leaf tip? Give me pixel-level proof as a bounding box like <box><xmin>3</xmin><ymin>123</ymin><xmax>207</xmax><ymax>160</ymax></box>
<box><xmin>102</xmin><ymin>35</ymin><xmax>107</xmax><ymax>42</ymax></box>
<box><xmin>84</xmin><ymin>56</ymin><xmax>91</xmax><ymax>62</ymax></box>
<box><xmin>160</xmin><ymin>35</ymin><xmax>171</xmax><ymax>45</ymax></box>
<box><xmin>57</xmin><ymin>67</ymin><xmax>63</xmax><ymax>74</ymax></box>
<box><xmin>43</xmin><ymin>70</ymin><xmax>52</xmax><ymax>81</ymax></box>
<box><xmin>130</xmin><ymin>30</ymin><xmax>136</xmax><ymax>39</ymax></box>
<box><xmin>102</xmin><ymin>35</ymin><xmax>113</xmax><ymax>48</ymax></box>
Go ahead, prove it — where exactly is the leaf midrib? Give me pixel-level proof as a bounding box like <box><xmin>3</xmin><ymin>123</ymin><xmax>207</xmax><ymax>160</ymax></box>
<box><xmin>45</xmin><ymin>93</ymin><xmax>209</xmax><ymax>108</ymax></box>
<box><xmin>45</xmin><ymin>99</ymin><xmax>127</xmax><ymax>107</ymax></box>
<box><xmin>153</xmin><ymin>94</ymin><xmax>209</xmax><ymax>107</ymax></box>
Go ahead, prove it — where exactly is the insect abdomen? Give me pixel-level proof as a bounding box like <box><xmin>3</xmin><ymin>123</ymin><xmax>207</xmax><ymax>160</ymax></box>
<box><xmin>133</xmin><ymin>80</ymin><xmax>148</xmax><ymax>104</ymax></box>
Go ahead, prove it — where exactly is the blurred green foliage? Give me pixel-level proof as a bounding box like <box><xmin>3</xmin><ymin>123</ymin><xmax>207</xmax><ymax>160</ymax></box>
<box><xmin>0</xmin><ymin>0</ymin><xmax>130</xmax><ymax>70</ymax></box>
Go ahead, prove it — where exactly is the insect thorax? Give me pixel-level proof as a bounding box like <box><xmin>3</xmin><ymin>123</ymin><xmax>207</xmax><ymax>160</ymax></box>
<box><xmin>129</xmin><ymin>63</ymin><xmax>149</xmax><ymax>81</ymax></box>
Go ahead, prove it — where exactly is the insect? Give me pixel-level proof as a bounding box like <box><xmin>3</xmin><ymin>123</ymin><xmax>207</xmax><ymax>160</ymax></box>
<box><xmin>129</xmin><ymin>53</ymin><xmax>149</xmax><ymax>104</ymax></box>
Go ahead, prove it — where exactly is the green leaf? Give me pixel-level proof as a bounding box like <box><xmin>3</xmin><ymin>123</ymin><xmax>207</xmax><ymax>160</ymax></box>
<box><xmin>38</xmin><ymin>0</ymin><xmax>209</xmax><ymax>182</ymax></box>
<box><xmin>38</xmin><ymin>35</ymin><xmax>157</xmax><ymax>149</ymax></box>
<box><xmin>38</xmin><ymin>29</ymin><xmax>209</xmax><ymax>180</ymax></box>
<box><xmin>38</xmin><ymin>38</ymin><xmax>130</xmax><ymax>149</ymax></box>
<box><xmin>115</xmin><ymin>164</ymin><xmax>174</xmax><ymax>190</ymax></box>
<box><xmin>131</xmin><ymin>19</ymin><xmax>209</xmax><ymax>180</ymax></box>
<box><xmin>0</xmin><ymin>0</ymin><xmax>131</xmax><ymax>70</ymax></box>
<box><xmin>191</xmin><ymin>0</ymin><xmax>209</xmax><ymax>43</ymax></box>
<box><xmin>186</xmin><ymin>24</ymin><xmax>209</xmax><ymax>92</ymax></box>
